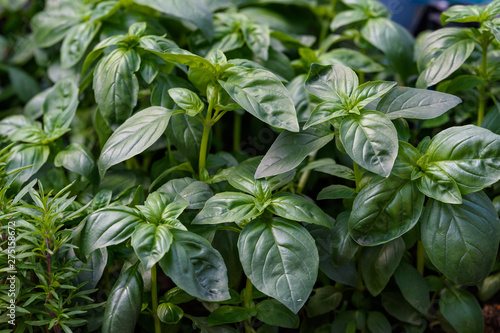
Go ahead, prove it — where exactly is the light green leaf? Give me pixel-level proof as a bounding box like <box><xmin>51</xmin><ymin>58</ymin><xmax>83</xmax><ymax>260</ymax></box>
<box><xmin>349</xmin><ymin>176</ymin><xmax>425</xmax><ymax>246</ymax></box>
<box><xmin>256</xmin><ymin>124</ymin><xmax>334</xmax><ymax>178</ymax></box>
<box><xmin>6</xmin><ymin>144</ymin><xmax>49</xmax><ymax>185</ymax></box>
<box><xmin>102</xmin><ymin>263</ymin><xmax>143</xmax><ymax>333</ymax></box>
<box><xmin>192</xmin><ymin>192</ymin><xmax>260</xmax><ymax>225</ymax></box>
<box><xmin>425</xmin><ymin>125</ymin><xmax>500</xmax><ymax>194</ymax></box>
<box><xmin>80</xmin><ymin>206</ymin><xmax>144</xmax><ymax>256</ymax></box>
<box><xmin>242</xmin><ymin>22</ymin><xmax>270</xmax><ymax>60</ymax></box>
<box><xmin>238</xmin><ymin>218</ymin><xmax>319</xmax><ymax>313</ymax></box>
<box><xmin>340</xmin><ymin>111</ymin><xmax>398</xmax><ymax>177</ymax></box>
<box><xmin>304</xmin><ymin>101</ymin><xmax>347</xmax><ymax>129</ymax></box>
<box><xmin>43</xmin><ymin>76</ymin><xmax>79</xmax><ymax>133</ymax></box>
<box><xmin>168</xmin><ymin>88</ymin><xmax>204</xmax><ymax>116</ymax></box>
<box><xmin>416</xmin><ymin>28</ymin><xmax>474</xmax><ymax>88</ymax></box>
<box><xmin>268</xmin><ymin>192</ymin><xmax>331</xmax><ymax>228</ymax></box>
<box><xmin>131</xmin><ymin>224</ymin><xmax>173</xmax><ymax>270</ymax></box>
<box><xmin>377</xmin><ymin>86</ymin><xmax>462</xmax><ymax>120</ymax></box>
<box><xmin>157</xmin><ymin>302</ymin><xmax>184</xmax><ymax>324</ymax></box>
<box><xmin>350</xmin><ymin>81</ymin><xmax>396</xmax><ymax>109</ymax></box>
<box><xmin>61</xmin><ymin>21</ymin><xmax>101</xmax><ymax>69</ymax></box>
<box><xmin>421</xmin><ymin>192</ymin><xmax>500</xmax><ymax>285</ymax></box>
<box><xmin>219</xmin><ymin>67</ymin><xmax>299</xmax><ymax>132</ymax></box>
<box><xmin>93</xmin><ymin>47</ymin><xmax>141</xmax><ymax>127</ymax></box>
<box><xmin>330</xmin><ymin>10</ymin><xmax>368</xmax><ymax>31</ymax></box>
<box><xmin>98</xmin><ymin>106</ymin><xmax>174</xmax><ymax>177</ymax></box>
<box><xmin>90</xmin><ymin>1</ymin><xmax>120</xmax><ymax>22</ymax></box>
<box><xmin>305</xmin><ymin>63</ymin><xmax>358</xmax><ymax>102</ymax></box>
<box><xmin>159</xmin><ymin>229</ymin><xmax>230</xmax><ymax>302</ymax></box>
<box><xmin>318</xmin><ymin>48</ymin><xmax>384</xmax><ymax>73</ymax></box>
<box><xmin>158</xmin><ymin>177</ymin><xmax>213</xmax><ymax>210</ymax></box>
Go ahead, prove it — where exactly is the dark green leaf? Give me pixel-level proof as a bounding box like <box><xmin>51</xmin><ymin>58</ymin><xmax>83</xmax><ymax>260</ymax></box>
<box><xmin>381</xmin><ymin>292</ymin><xmax>424</xmax><ymax>326</ymax></box>
<box><xmin>157</xmin><ymin>302</ymin><xmax>184</xmax><ymax>324</ymax></box>
<box><xmin>7</xmin><ymin>66</ymin><xmax>40</xmax><ymax>103</ymax></box>
<box><xmin>340</xmin><ymin>111</ymin><xmax>398</xmax><ymax>177</ymax></box>
<box><xmin>317</xmin><ymin>185</ymin><xmax>357</xmax><ymax>200</ymax></box>
<box><xmin>440</xmin><ymin>287</ymin><xmax>484</xmax><ymax>333</ymax></box>
<box><xmin>159</xmin><ymin>229</ymin><xmax>230</xmax><ymax>302</ymax></box>
<box><xmin>367</xmin><ymin>311</ymin><xmax>392</xmax><ymax>333</ymax></box>
<box><xmin>207</xmin><ymin>306</ymin><xmax>251</xmax><ymax>326</ymax></box>
<box><xmin>421</xmin><ymin>192</ymin><xmax>500</xmax><ymax>285</ymax></box>
<box><xmin>306</xmin><ymin>286</ymin><xmax>342</xmax><ymax>317</ymax></box>
<box><xmin>102</xmin><ymin>263</ymin><xmax>143</xmax><ymax>333</ymax></box>
<box><xmin>54</xmin><ymin>143</ymin><xmax>99</xmax><ymax>187</ymax></box>
<box><xmin>391</xmin><ymin>141</ymin><xmax>420</xmax><ymax>179</ymax></box>
<box><xmin>318</xmin><ymin>48</ymin><xmax>384</xmax><ymax>73</ymax></box>
<box><xmin>158</xmin><ymin>177</ymin><xmax>213</xmax><ymax>209</ymax></box>
<box><xmin>219</xmin><ymin>67</ymin><xmax>299</xmax><ymax>132</ymax></box>
<box><xmin>238</xmin><ymin>218</ymin><xmax>319</xmax><ymax>313</ymax></box>
<box><xmin>43</xmin><ymin>76</ymin><xmax>79</xmax><ymax>133</ymax></box>
<box><xmin>255</xmin><ymin>124</ymin><xmax>334</xmax><ymax>178</ymax></box>
<box><xmin>361</xmin><ymin>238</ymin><xmax>405</xmax><ymax>296</ymax></box>
<box><xmin>416</xmin><ymin>164</ymin><xmax>462</xmax><ymax>204</ymax></box>
<box><xmin>98</xmin><ymin>106</ymin><xmax>174</xmax><ymax>177</ymax></box>
<box><xmin>256</xmin><ymin>299</ymin><xmax>299</xmax><ymax>328</ymax></box>
<box><xmin>394</xmin><ymin>262</ymin><xmax>430</xmax><ymax>314</ymax></box>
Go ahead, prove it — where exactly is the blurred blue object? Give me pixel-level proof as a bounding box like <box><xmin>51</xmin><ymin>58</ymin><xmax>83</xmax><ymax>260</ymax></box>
<box><xmin>379</xmin><ymin>0</ymin><xmax>492</xmax><ymax>32</ymax></box>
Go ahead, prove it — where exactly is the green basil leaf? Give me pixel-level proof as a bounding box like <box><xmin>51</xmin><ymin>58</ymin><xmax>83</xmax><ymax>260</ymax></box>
<box><xmin>207</xmin><ymin>306</ymin><xmax>251</xmax><ymax>326</ymax></box>
<box><xmin>242</xmin><ymin>22</ymin><xmax>270</xmax><ymax>60</ymax></box>
<box><xmin>255</xmin><ymin>124</ymin><xmax>334</xmax><ymax>178</ymax></box>
<box><xmin>61</xmin><ymin>21</ymin><xmax>101</xmax><ymax>69</ymax></box>
<box><xmin>43</xmin><ymin>76</ymin><xmax>79</xmax><ymax>133</ymax></box>
<box><xmin>219</xmin><ymin>68</ymin><xmax>299</xmax><ymax>132</ymax></box>
<box><xmin>102</xmin><ymin>263</ymin><xmax>143</xmax><ymax>333</ymax></box>
<box><xmin>485</xmin><ymin>20</ymin><xmax>500</xmax><ymax>44</ymax></box>
<box><xmin>349</xmin><ymin>176</ymin><xmax>425</xmax><ymax>246</ymax></box>
<box><xmin>417</xmin><ymin>164</ymin><xmax>462</xmax><ymax>204</ymax></box>
<box><xmin>80</xmin><ymin>206</ymin><xmax>144</xmax><ymax>256</ymax></box>
<box><xmin>31</xmin><ymin>4</ymin><xmax>83</xmax><ymax>48</ymax></box>
<box><xmin>7</xmin><ymin>66</ymin><xmax>40</xmax><ymax>103</ymax></box>
<box><xmin>142</xmin><ymin>44</ymin><xmax>216</xmax><ymax>75</ymax></box>
<box><xmin>416</xmin><ymin>28</ymin><xmax>474</xmax><ymax>88</ymax></box>
<box><xmin>81</xmin><ymin>34</ymin><xmax>125</xmax><ymax>75</ymax></box>
<box><xmin>330</xmin><ymin>211</ymin><xmax>359</xmax><ymax>267</ymax></box>
<box><xmin>151</xmin><ymin>73</ymin><xmax>193</xmax><ymax>109</ymax></box>
<box><xmin>306</xmin><ymin>286</ymin><xmax>342</xmax><ymax>318</ymax></box>
<box><xmin>318</xmin><ymin>48</ymin><xmax>384</xmax><ymax>73</ymax></box>
<box><xmin>361</xmin><ymin>238</ymin><xmax>405</xmax><ymax>296</ymax></box>
<box><xmin>168</xmin><ymin>88</ymin><xmax>204</xmax><ymax>116</ymax></box>
<box><xmin>9</xmin><ymin>126</ymin><xmax>46</xmax><ymax>144</ymax></box>
<box><xmin>139</xmin><ymin>56</ymin><xmax>159</xmax><ymax>84</ymax></box>
<box><xmin>238</xmin><ymin>218</ymin><xmax>319</xmax><ymax>313</ymax></box>
<box><xmin>441</xmin><ymin>5</ymin><xmax>485</xmax><ymax>24</ymax></box>
<box><xmin>6</xmin><ymin>144</ymin><xmax>49</xmax><ymax>186</ymax></box>
<box><xmin>158</xmin><ymin>177</ymin><xmax>213</xmax><ymax>210</ymax></box>
<box><xmin>350</xmin><ymin>81</ymin><xmax>396</xmax><ymax>109</ymax></box>
<box><xmin>421</xmin><ymin>192</ymin><xmax>500</xmax><ymax>285</ymax></box>
<box><xmin>93</xmin><ymin>47</ymin><xmax>140</xmax><ymax>127</ymax></box>
<box><xmin>478</xmin><ymin>271</ymin><xmax>500</xmax><ymax>301</ymax></box>
<box><xmin>394</xmin><ymin>262</ymin><xmax>430</xmax><ymax>314</ymax></box>
<box><xmin>134</xmin><ymin>0</ymin><xmax>214</xmax><ymax>40</ymax></box>
<box><xmin>301</xmin><ymin>158</ymin><xmax>356</xmax><ymax>181</ymax></box>
<box><xmin>229</xmin><ymin>157</ymin><xmax>271</xmax><ymax>197</ymax></box>
<box><xmin>444</xmin><ymin>75</ymin><xmax>483</xmax><ymax>94</ymax></box>
<box><xmin>131</xmin><ymin>224</ymin><xmax>173</xmax><ymax>270</ymax></box>
<box><xmin>391</xmin><ymin>141</ymin><xmax>420</xmax><ymax>179</ymax></box>
<box><xmin>287</xmin><ymin>74</ymin><xmax>312</xmax><ymax>123</ymax></box>
<box><xmin>136</xmin><ymin>192</ymin><xmax>187</xmax><ymax>225</ymax></box>
<box><xmin>377</xmin><ymin>86</ymin><xmax>462</xmax><ymax>120</ymax></box>
<box><xmin>54</xmin><ymin>143</ymin><xmax>99</xmax><ymax>187</ymax></box>
<box><xmin>367</xmin><ymin>311</ymin><xmax>392</xmax><ymax>333</ymax></box>
<box><xmin>256</xmin><ymin>299</ymin><xmax>299</xmax><ymax>328</ymax></box>
<box><xmin>305</xmin><ymin>63</ymin><xmax>358</xmax><ymax>102</ymax></box>
<box><xmin>426</xmin><ymin>125</ymin><xmax>500</xmax><ymax>193</ymax></box>
<box><xmin>90</xmin><ymin>1</ymin><xmax>120</xmax><ymax>22</ymax></box>
<box><xmin>98</xmin><ymin>106</ymin><xmax>174</xmax><ymax>177</ymax></box>
<box><xmin>340</xmin><ymin>111</ymin><xmax>398</xmax><ymax>177</ymax></box>
<box><xmin>71</xmin><ymin>248</ymin><xmax>108</xmax><ymax>291</ymax></box>
<box><xmin>330</xmin><ymin>9</ymin><xmax>368</xmax><ymax>30</ymax></box>
<box><xmin>304</xmin><ymin>101</ymin><xmax>347</xmax><ymax>129</ymax></box>
<box><xmin>268</xmin><ymin>192</ymin><xmax>331</xmax><ymax>228</ymax></box>
<box><xmin>159</xmin><ymin>229</ymin><xmax>230</xmax><ymax>302</ymax></box>
<box><xmin>361</xmin><ymin>18</ymin><xmax>415</xmax><ymax>82</ymax></box>
<box><xmin>317</xmin><ymin>185</ymin><xmax>357</xmax><ymax>200</ymax></box>
<box><xmin>192</xmin><ymin>192</ymin><xmax>260</xmax><ymax>225</ymax></box>
<box><xmin>381</xmin><ymin>292</ymin><xmax>425</xmax><ymax>326</ymax></box>
<box><xmin>440</xmin><ymin>287</ymin><xmax>484</xmax><ymax>333</ymax></box>
<box><xmin>157</xmin><ymin>302</ymin><xmax>184</xmax><ymax>324</ymax></box>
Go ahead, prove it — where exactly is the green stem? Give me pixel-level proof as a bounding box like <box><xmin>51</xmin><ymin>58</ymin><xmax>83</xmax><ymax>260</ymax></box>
<box><xmin>243</xmin><ymin>278</ymin><xmax>256</xmax><ymax>333</ymax></box>
<box><xmin>151</xmin><ymin>264</ymin><xmax>161</xmax><ymax>333</ymax></box>
<box><xmin>198</xmin><ymin>87</ymin><xmax>220</xmax><ymax>177</ymax></box>
<box><xmin>477</xmin><ymin>41</ymin><xmax>489</xmax><ymax>126</ymax></box>
<box><xmin>297</xmin><ymin>152</ymin><xmax>317</xmax><ymax>194</ymax></box>
<box><xmin>417</xmin><ymin>241</ymin><xmax>425</xmax><ymax>276</ymax></box>
<box><xmin>353</xmin><ymin>161</ymin><xmax>361</xmax><ymax>192</ymax></box>
<box><xmin>233</xmin><ymin>113</ymin><xmax>242</xmax><ymax>152</ymax></box>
